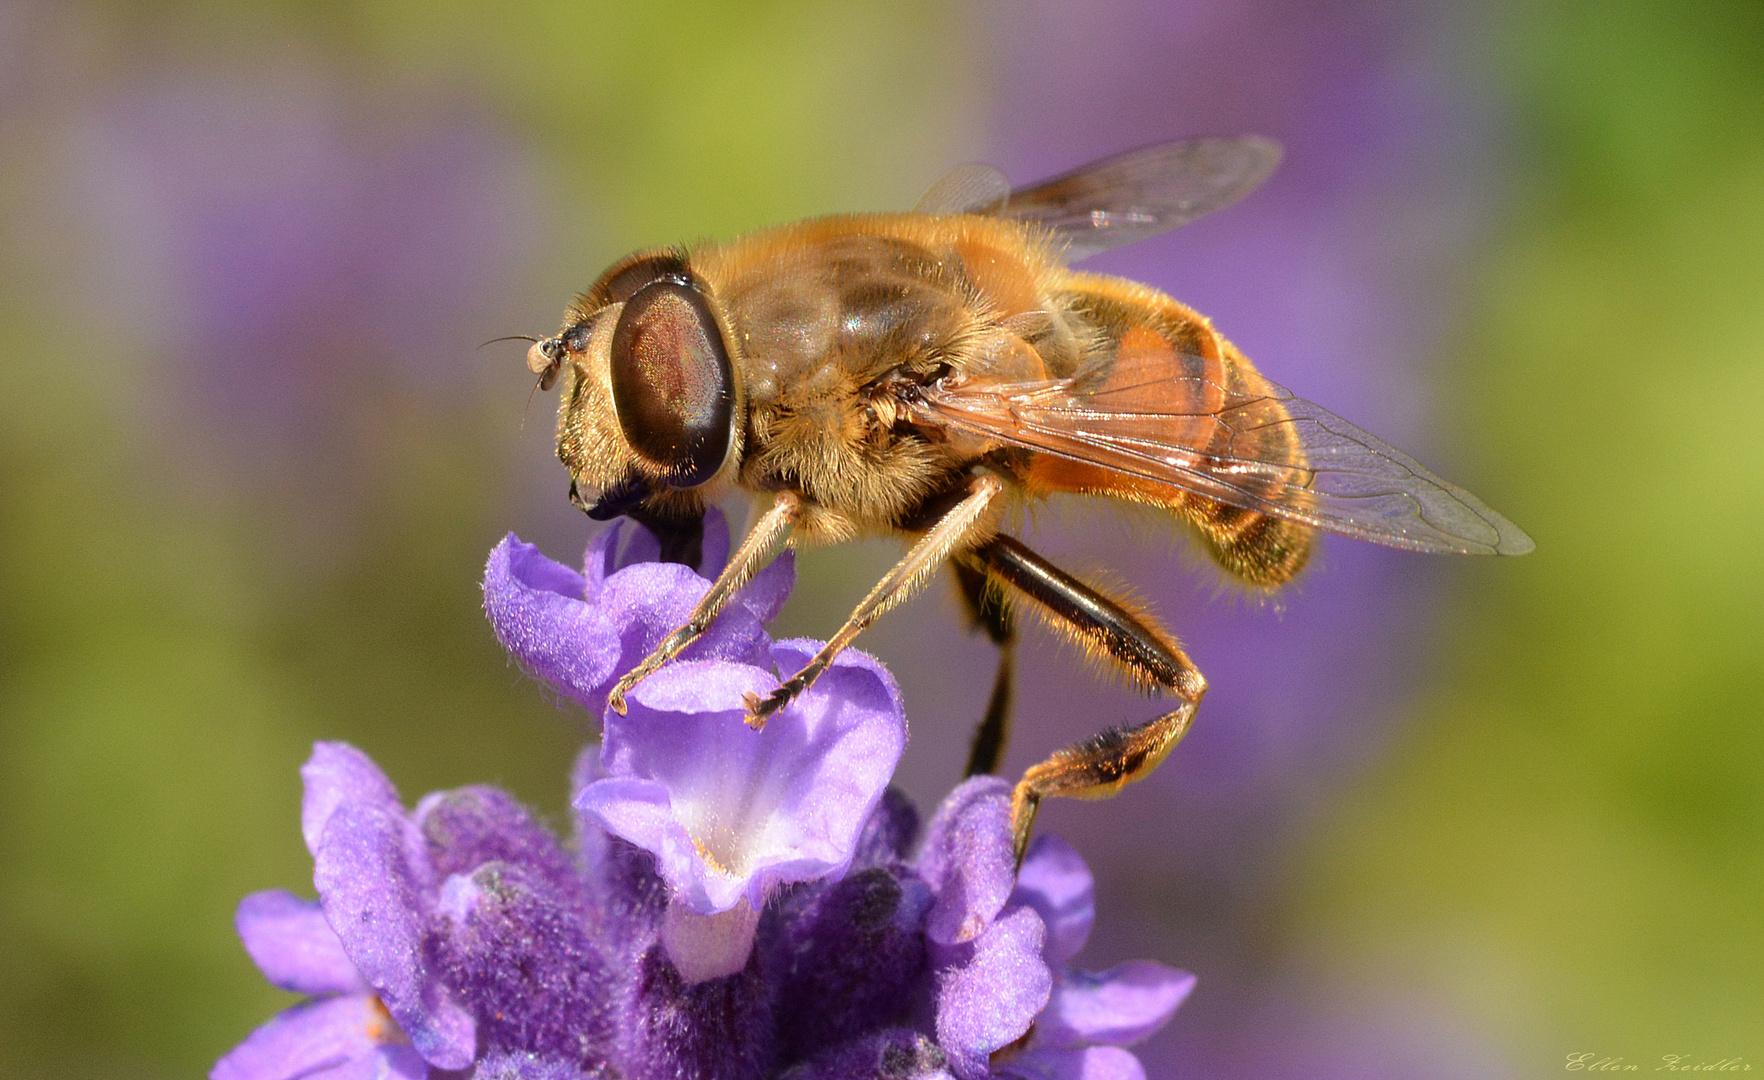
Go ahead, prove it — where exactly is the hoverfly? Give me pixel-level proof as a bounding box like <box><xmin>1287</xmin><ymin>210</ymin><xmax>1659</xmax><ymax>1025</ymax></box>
<box><xmin>527</xmin><ymin>137</ymin><xmax>1532</xmax><ymax>858</ymax></box>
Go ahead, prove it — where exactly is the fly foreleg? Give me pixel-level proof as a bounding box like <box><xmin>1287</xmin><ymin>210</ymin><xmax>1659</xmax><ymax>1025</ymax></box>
<box><xmin>742</xmin><ymin>473</ymin><xmax>1006</xmax><ymax>729</ymax></box>
<box><xmin>971</xmin><ymin>535</ymin><xmax>1207</xmax><ymax>863</ymax></box>
<box><xmin>607</xmin><ymin>490</ymin><xmax>803</xmax><ymax>715</ymax></box>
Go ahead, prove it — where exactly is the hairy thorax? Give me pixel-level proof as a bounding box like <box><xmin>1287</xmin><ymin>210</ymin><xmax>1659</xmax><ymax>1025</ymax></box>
<box><xmin>690</xmin><ymin>215</ymin><xmax>1081</xmax><ymax>541</ymax></box>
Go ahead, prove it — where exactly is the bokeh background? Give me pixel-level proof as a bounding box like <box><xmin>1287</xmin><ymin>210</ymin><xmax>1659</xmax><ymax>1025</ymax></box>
<box><xmin>1</xmin><ymin>0</ymin><xmax>1760</xmax><ymax>1076</ymax></box>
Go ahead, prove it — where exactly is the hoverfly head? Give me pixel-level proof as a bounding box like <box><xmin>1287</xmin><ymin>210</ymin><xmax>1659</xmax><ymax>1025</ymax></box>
<box><xmin>551</xmin><ymin>251</ymin><xmax>739</xmax><ymax>520</ymax></box>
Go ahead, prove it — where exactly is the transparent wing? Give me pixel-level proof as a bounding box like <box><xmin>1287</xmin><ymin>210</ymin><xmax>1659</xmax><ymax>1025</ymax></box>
<box><xmin>912</xmin><ymin>360</ymin><xmax>1533</xmax><ymax>556</ymax></box>
<box><xmin>912</xmin><ymin>137</ymin><xmax>1281</xmax><ymax>259</ymax></box>
<box><xmin>1001</xmin><ymin>136</ymin><xmax>1282</xmax><ymax>260</ymax></box>
<box><xmin>914</xmin><ymin>162</ymin><xmax>1012</xmax><ymax>216</ymax></box>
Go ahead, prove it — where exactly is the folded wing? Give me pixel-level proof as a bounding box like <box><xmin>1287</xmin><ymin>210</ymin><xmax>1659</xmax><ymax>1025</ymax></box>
<box><xmin>911</xmin><ymin>357</ymin><xmax>1534</xmax><ymax>557</ymax></box>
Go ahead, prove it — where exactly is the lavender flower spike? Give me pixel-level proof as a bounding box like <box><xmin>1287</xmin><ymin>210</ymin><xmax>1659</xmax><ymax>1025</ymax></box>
<box><xmin>218</xmin><ymin>522</ymin><xmax>1198</xmax><ymax>1079</ymax></box>
<box><xmin>577</xmin><ymin>639</ymin><xmax>907</xmax><ymax>983</ymax></box>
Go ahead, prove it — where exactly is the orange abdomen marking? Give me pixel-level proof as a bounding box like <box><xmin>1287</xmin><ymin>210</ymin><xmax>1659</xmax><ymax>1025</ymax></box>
<box><xmin>1028</xmin><ymin>278</ymin><xmax>1314</xmax><ymax>587</ymax></box>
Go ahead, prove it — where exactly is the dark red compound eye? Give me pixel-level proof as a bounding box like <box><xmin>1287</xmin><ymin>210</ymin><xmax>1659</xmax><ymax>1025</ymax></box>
<box><xmin>600</xmin><ymin>253</ymin><xmax>691</xmax><ymax>303</ymax></box>
<box><xmin>609</xmin><ymin>279</ymin><xmax>735</xmax><ymax>488</ymax></box>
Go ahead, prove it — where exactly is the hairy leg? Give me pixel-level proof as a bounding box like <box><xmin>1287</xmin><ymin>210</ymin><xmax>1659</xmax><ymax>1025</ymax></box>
<box><xmin>742</xmin><ymin>473</ymin><xmax>1006</xmax><ymax>728</ymax></box>
<box><xmin>970</xmin><ymin>535</ymin><xmax>1206</xmax><ymax>862</ymax></box>
<box><xmin>607</xmin><ymin>491</ymin><xmax>804</xmax><ymax>715</ymax></box>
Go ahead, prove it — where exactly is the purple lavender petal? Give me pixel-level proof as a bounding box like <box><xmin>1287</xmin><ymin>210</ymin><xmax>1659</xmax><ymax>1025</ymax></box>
<box><xmin>768</xmin><ymin>638</ymin><xmax>898</xmax><ymax>716</ymax></box>
<box><xmin>1011</xmin><ymin>834</ymin><xmax>1095</xmax><ymax>968</ymax></box>
<box><xmin>1038</xmin><ymin>962</ymin><xmax>1196</xmax><ymax>1049</ymax></box>
<box><xmin>782</xmin><ymin>1028</ymin><xmax>955</xmax><ymax>1080</ymax></box>
<box><xmin>487</xmin><ymin>534</ymin><xmax>779</xmax><ymax>716</ymax></box>
<box><xmin>589</xmin><ymin>517</ymin><xmax>662</xmax><ymax>584</ymax></box>
<box><xmin>576</xmin><ymin>792</ymin><xmax>733</xmax><ymax>917</ymax></box>
<box><xmin>594</xmin><ymin>561</ymin><xmax>774</xmax><ymax>669</ymax></box>
<box><xmin>582</xmin><ymin>518</ymin><xmax>628</xmax><ymax>590</ymax></box>
<box><xmin>582</xmin><ymin>508</ymin><xmax>788</xmax><ymax>618</ymax></box>
<box><xmin>313</xmin><ymin>802</ymin><xmax>475</xmax><ymax>1070</ymax></box>
<box><xmin>308</xmin><ymin>1044</ymin><xmax>430</xmax><ymax>1080</ymax></box>
<box><xmin>414</xmin><ymin>786</ymin><xmax>581</xmax><ymax>900</ymax></box>
<box><xmin>581</xmin><ymin>649</ymin><xmax>904</xmax><ymax>912</ymax></box>
<box><xmin>210</xmin><ymin>995</ymin><xmax>417</xmax><ymax>1080</ymax></box>
<box><xmin>584</xmin><ymin>506</ymin><xmax>730</xmax><ymax>587</ymax></box>
<box><xmin>434</xmin><ymin>863</ymin><xmax>614</xmax><ymax>1071</ymax></box>
<box><xmin>526</xmin><ymin>535</ymin><xmax>596</xmax><ymax>599</ymax></box>
<box><xmin>934</xmin><ymin>905</ymin><xmax>1052</xmax><ymax>1080</ymax></box>
<box><xmin>917</xmin><ymin>776</ymin><xmax>1016</xmax><ymax>946</ymax></box>
<box><xmin>576</xmin><ymin>775</ymin><xmax>682</xmax><ymax>875</ymax></box>
<box><xmin>568</xmin><ymin>744</ymin><xmax>612</xmax><ymax>875</ymax></box>
<box><xmin>569</xmin><ymin>737</ymin><xmax>667</xmax><ymax>962</ymax></box>
<box><xmin>235</xmin><ymin>890</ymin><xmax>366</xmax><ymax>996</ymax></box>
<box><xmin>571</xmin><ymin>663</ymin><xmax>765</xmax><ymax>917</ymax></box>
<box><xmin>999</xmin><ymin>1045</ymin><xmax>1145</xmax><ymax>1080</ymax></box>
<box><xmin>483</xmin><ymin>535</ymin><xmax>621</xmax><ymax>710</ymax></box>
<box><xmin>302</xmin><ymin>742</ymin><xmax>404</xmax><ymax>858</ymax></box>
<box><xmin>698</xmin><ymin>508</ymin><xmax>733</xmax><ymax>577</ymax></box>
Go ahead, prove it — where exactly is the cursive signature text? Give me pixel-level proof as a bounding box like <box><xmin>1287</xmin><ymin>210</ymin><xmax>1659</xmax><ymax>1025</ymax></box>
<box><xmin>1566</xmin><ymin>1055</ymin><xmax>1752</xmax><ymax>1073</ymax></box>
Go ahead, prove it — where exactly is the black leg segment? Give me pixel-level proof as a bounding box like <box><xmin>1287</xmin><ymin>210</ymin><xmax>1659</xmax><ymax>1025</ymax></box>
<box><xmin>954</xmin><ymin>556</ymin><xmax>1016</xmax><ymax>778</ymax></box>
<box><xmin>967</xmin><ymin>535</ymin><xmax>1207</xmax><ymax>862</ymax></box>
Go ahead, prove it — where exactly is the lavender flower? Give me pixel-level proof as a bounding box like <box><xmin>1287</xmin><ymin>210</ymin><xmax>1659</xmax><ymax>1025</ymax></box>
<box><xmin>213</xmin><ymin>742</ymin><xmax>482</xmax><ymax>1079</ymax></box>
<box><xmin>215</xmin><ymin>514</ymin><xmax>1191</xmax><ymax>1079</ymax></box>
<box><xmin>579</xmin><ymin>637</ymin><xmax>906</xmax><ymax>982</ymax></box>
<box><xmin>483</xmin><ymin>507</ymin><xmax>793</xmax><ymax>719</ymax></box>
<box><xmin>212</xmin><ymin>890</ymin><xmax>427</xmax><ymax>1080</ymax></box>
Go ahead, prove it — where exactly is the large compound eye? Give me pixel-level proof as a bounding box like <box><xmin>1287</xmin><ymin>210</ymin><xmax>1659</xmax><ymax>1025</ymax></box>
<box><xmin>601</xmin><ymin>253</ymin><xmax>690</xmax><ymax>303</ymax></box>
<box><xmin>610</xmin><ymin>279</ymin><xmax>735</xmax><ymax>488</ymax></box>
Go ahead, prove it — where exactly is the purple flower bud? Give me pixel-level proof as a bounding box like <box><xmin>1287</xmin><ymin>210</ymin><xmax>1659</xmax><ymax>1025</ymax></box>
<box><xmin>435</xmin><ymin>861</ymin><xmax>615</xmax><ymax>1070</ymax></box>
<box><xmin>783</xmin><ymin>1028</ymin><xmax>955</xmax><ymax>1080</ymax></box>
<box><xmin>767</xmin><ymin>865</ymin><xmax>935</xmax><ymax>1062</ymax></box>
<box><xmin>472</xmin><ymin>1050</ymin><xmax>603</xmax><ymax>1080</ymax></box>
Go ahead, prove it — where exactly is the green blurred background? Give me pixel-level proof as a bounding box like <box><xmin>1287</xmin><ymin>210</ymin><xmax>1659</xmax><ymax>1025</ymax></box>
<box><xmin>0</xmin><ymin>1</ymin><xmax>1759</xmax><ymax>1077</ymax></box>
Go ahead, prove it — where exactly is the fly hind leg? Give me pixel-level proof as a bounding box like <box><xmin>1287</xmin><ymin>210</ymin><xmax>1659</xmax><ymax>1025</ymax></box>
<box><xmin>953</xmin><ymin>555</ymin><xmax>1016</xmax><ymax>778</ymax></box>
<box><xmin>972</xmin><ymin>535</ymin><xmax>1207</xmax><ymax>863</ymax></box>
